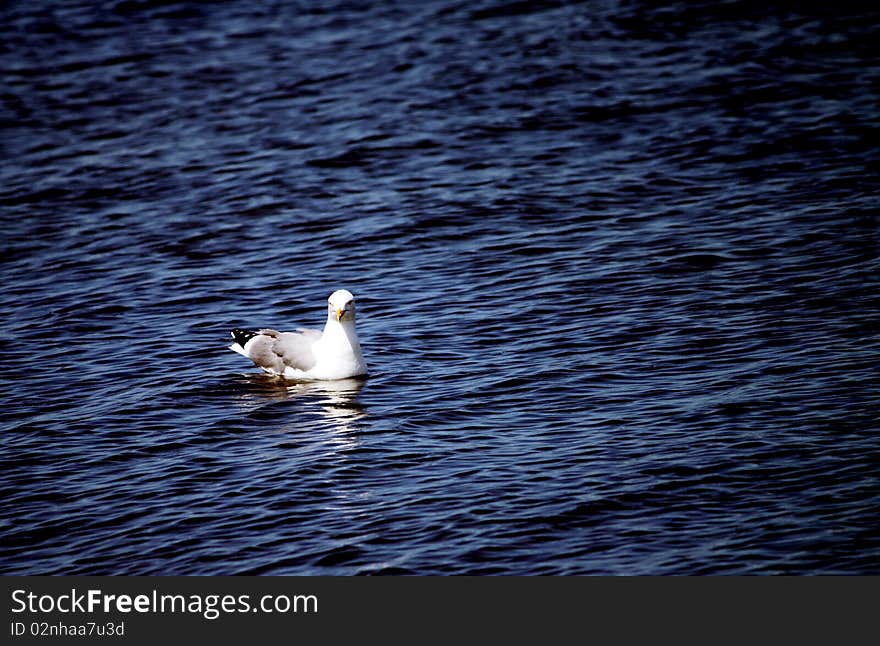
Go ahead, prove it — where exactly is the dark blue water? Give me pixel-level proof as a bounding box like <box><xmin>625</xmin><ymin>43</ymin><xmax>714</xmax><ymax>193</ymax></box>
<box><xmin>2</xmin><ymin>0</ymin><xmax>879</xmax><ymax>575</ymax></box>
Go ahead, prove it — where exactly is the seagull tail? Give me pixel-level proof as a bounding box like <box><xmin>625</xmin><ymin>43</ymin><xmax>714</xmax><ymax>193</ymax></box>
<box><xmin>229</xmin><ymin>328</ymin><xmax>258</xmax><ymax>357</ymax></box>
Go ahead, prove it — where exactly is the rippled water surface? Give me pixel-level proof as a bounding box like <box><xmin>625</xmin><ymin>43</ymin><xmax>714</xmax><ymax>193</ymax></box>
<box><xmin>2</xmin><ymin>0</ymin><xmax>879</xmax><ymax>575</ymax></box>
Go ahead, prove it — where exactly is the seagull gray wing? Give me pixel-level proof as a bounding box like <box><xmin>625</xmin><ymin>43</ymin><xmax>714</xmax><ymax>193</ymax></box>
<box><xmin>269</xmin><ymin>328</ymin><xmax>321</xmax><ymax>372</ymax></box>
<box><xmin>244</xmin><ymin>328</ymin><xmax>320</xmax><ymax>374</ymax></box>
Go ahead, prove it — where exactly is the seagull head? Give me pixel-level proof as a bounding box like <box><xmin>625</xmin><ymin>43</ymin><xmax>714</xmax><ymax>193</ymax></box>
<box><xmin>328</xmin><ymin>289</ymin><xmax>356</xmax><ymax>323</ymax></box>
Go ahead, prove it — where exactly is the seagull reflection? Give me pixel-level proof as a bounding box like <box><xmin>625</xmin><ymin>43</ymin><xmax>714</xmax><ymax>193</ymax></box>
<box><xmin>233</xmin><ymin>374</ymin><xmax>367</xmax><ymax>436</ymax></box>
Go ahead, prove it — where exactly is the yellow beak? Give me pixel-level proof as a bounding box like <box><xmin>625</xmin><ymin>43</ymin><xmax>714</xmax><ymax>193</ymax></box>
<box><xmin>336</xmin><ymin>308</ymin><xmax>345</xmax><ymax>321</ymax></box>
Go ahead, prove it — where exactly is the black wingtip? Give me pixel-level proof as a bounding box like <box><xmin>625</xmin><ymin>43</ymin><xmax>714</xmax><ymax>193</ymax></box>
<box><xmin>231</xmin><ymin>328</ymin><xmax>258</xmax><ymax>348</ymax></box>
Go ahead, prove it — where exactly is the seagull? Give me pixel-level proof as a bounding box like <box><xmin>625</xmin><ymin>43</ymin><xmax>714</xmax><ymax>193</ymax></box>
<box><xmin>229</xmin><ymin>289</ymin><xmax>367</xmax><ymax>380</ymax></box>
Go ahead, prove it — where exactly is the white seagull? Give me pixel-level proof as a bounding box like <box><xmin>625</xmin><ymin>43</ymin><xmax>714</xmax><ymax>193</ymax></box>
<box><xmin>229</xmin><ymin>289</ymin><xmax>368</xmax><ymax>380</ymax></box>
